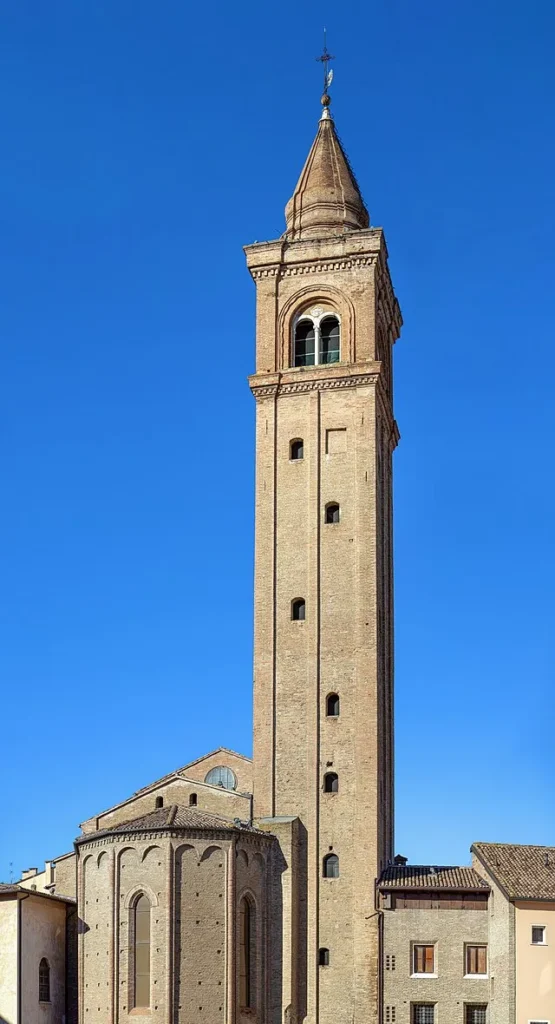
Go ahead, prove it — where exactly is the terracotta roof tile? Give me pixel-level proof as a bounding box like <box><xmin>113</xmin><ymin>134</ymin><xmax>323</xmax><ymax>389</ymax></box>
<box><xmin>0</xmin><ymin>883</ymin><xmax>75</xmax><ymax>904</ymax></box>
<box><xmin>76</xmin><ymin>805</ymin><xmax>268</xmax><ymax>843</ymax></box>
<box><xmin>472</xmin><ymin>842</ymin><xmax>555</xmax><ymax>900</ymax></box>
<box><xmin>379</xmin><ymin>864</ymin><xmax>489</xmax><ymax>891</ymax></box>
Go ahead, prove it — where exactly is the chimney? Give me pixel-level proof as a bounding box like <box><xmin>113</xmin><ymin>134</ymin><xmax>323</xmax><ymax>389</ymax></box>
<box><xmin>20</xmin><ymin>868</ymin><xmax>38</xmax><ymax>881</ymax></box>
<box><xmin>394</xmin><ymin>854</ymin><xmax>408</xmax><ymax>867</ymax></box>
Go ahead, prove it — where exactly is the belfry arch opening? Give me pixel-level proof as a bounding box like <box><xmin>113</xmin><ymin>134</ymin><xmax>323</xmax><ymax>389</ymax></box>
<box><xmin>293</xmin><ymin>310</ymin><xmax>340</xmax><ymax>367</ymax></box>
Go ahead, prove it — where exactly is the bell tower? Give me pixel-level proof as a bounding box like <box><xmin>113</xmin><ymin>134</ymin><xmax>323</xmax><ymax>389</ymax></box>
<box><xmin>246</xmin><ymin>77</ymin><xmax>402</xmax><ymax>1024</ymax></box>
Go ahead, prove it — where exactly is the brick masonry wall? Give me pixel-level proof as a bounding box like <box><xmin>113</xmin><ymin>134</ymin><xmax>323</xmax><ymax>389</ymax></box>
<box><xmin>77</xmin><ymin>828</ymin><xmax>273</xmax><ymax>1024</ymax></box>
<box><xmin>247</xmin><ymin>227</ymin><xmax>401</xmax><ymax>1024</ymax></box>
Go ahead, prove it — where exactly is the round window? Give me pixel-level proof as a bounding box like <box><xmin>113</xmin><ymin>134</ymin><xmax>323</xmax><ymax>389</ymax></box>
<box><xmin>204</xmin><ymin>765</ymin><xmax>237</xmax><ymax>790</ymax></box>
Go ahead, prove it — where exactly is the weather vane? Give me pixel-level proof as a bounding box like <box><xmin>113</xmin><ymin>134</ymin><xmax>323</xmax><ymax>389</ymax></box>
<box><xmin>316</xmin><ymin>28</ymin><xmax>334</xmax><ymax>109</ymax></box>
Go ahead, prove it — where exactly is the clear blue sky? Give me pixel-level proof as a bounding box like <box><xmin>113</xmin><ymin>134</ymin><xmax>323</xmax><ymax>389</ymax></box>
<box><xmin>1</xmin><ymin>0</ymin><xmax>554</xmax><ymax>879</ymax></box>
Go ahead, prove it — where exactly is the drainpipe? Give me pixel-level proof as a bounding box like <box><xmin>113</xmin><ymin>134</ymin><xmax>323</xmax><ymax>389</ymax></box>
<box><xmin>17</xmin><ymin>891</ymin><xmax>31</xmax><ymax>1024</ymax></box>
<box><xmin>375</xmin><ymin>880</ymin><xmax>384</xmax><ymax>1024</ymax></box>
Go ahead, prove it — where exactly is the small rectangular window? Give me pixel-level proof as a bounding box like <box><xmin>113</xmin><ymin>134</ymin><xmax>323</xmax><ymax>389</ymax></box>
<box><xmin>465</xmin><ymin>1006</ymin><xmax>487</xmax><ymax>1024</ymax></box>
<box><xmin>466</xmin><ymin>945</ymin><xmax>488</xmax><ymax>975</ymax></box>
<box><xmin>412</xmin><ymin>944</ymin><xmax>435</xmax><ymax>975</ymax></box>
<box><xmin>412</xmin><ymin>1005</ymin><xmax>435</xmax><ymax>1024</ymax></box>
<box><xmin>532</xmin><ymin>926</ymin><xmax>546</xmax><ymax>945</ymax></box>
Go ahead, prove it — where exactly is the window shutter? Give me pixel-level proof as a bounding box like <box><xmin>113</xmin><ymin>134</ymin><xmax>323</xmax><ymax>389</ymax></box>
<box><xmin>425</xmin><ymin>945</ymin><xmax>434</xmax><ymax>973</ymax></box>
<box><xmin>477</xmin><ymin>946</ymin><xmax>487</xmax><ymax>974</ymax></box>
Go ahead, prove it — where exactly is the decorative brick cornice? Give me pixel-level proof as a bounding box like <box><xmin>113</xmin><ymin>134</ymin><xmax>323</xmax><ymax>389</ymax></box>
<box><xmin>250</xmin><ymin>254</ymin><xmax>378</xmax><ymax>281</ymax></box>
<box><xmin>250</xmin><ymin>372</ymin><xmax>379</xmax><ymax>400</ymax></box>
<box><xmin>76</xmin><ymin>827</ymin><xmax>274</xmax><ymax>850</ymax></box>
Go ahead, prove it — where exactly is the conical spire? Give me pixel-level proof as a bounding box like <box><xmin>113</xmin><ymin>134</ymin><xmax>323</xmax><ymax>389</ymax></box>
<box><xmin>285</xmin><ymin>100</ymin><xmax>369</xmax><ymax>241</ymax></box>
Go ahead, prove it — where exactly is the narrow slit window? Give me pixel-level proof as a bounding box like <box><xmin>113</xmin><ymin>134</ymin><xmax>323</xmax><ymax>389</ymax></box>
<box><xmin>292</xmin><ymin>599</ymin><xmax>305</xmax><ymax>621</ymax></box>
<box><xmin>39</xmin><ymin>958</ymin><xmax>50</xmax><ymax>1002</ymax></box>
<box><xmin>326</xmin><ymin>693</ymin><xmax>340</xmax><ymax>717</ymax></box>
<box><xmin>133</xmin><ymin>894</ymin><xmax>151</xmax><ymax>1008</ymax></box>
<box><xmin>323</xmin><ymin>853</ymin><xmax>339</xmax><ymax>878</ymax></box>
<box><xmin>155</xmin><ymin>796</ymin><xmax>163</xmax><ymax>808</ymax></box>
<box><xmin>290</xmin><ymin>439</ymin><xmax>304</xmax><ymax>460</ymax></box>
<box><xmin>318</xmin><ymin>948</ymin><xmax>330</xmax><ymax>966</ymax></box>
<box><xmin>189</xmin><ymin>793</ymin><xmax>198</xmax><ymax>806</ymax></box>
<box><xmin>325</xmin><ymin>502</ymin><xmax>340</xmax><ymax>524</ymax></box>
<box><xmin>323</xmin><ymin>772</ymin><xmax>339</xmax><ymax>793</ymax></box>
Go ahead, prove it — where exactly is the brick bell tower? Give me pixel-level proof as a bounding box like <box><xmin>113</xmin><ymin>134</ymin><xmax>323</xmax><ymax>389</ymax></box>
<box><xmin>245</xmin><ymin>69</ymin><xmax>402</xmax><ymax>1024</ymax></box>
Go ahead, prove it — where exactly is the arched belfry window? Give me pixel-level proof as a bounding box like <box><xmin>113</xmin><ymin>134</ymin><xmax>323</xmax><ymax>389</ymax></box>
<box><xmin>293</xmin><ymin>310</ymin><xmax>341</xmax><ymax>367</ymax></box>
<box><xmin>39</xmin><ymin>958</ymin><xmax>50</xmax><ymax>1002</ymax></box>
<box><xmin>239</xmin><ymin>896</ymin><xmax>256</xmax><ymax>1009</ymax></box>
<box><xmin>323</xmin><ymin>853</ymin><xmax>339</xmax><ymax>878</ymax></box>
<box><xmin>133</xmin><ymin>894</ymin><xmax>151</xmax><ymax>1008</ymax></box>
<box><xmin>291</xmin><ymin>598</ymin><xmax>306</xmax><ymax>621</ymax></box>
<box><xmin>326</xmin><ymin>693</ymin><xmax>340</xmax><ymax>717</ymax></box>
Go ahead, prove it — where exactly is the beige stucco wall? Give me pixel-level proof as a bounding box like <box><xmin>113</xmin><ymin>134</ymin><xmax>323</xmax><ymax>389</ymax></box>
<box><xmin>515</xmin><ymin>900</ymin><xmax>555</xmax><ymax>1024</ymax></box>
<box><xmin>0</xmin><ymin>898</ymin><xmax>18</xmax><ymax>1024</ymax></box>
<box><xmin>20</xmin><ymin>894</ymin><xmax>67</xmax><ymax>1024</ymax></box>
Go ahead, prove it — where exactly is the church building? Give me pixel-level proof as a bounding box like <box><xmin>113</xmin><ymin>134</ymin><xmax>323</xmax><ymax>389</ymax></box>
<box><xmin>4</xmin><ymin>75</ymin><xmax>555</xmax><ymax>1024</ymax></box>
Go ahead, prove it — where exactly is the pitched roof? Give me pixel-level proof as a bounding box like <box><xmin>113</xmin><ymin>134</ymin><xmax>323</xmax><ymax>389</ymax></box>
<box><xmin>472</xmin><ymin>842</ymin><xmax>555</xmax><ymax>900</ymax></box>
<box><xmin>285</xmin><ymin>110</ymin><xmax>369</xmax><ymax>240</ymax></box>
<box><xmin>379</xmin><ymin>864</ymin><xmax>490</xmax><ymax>891</ymax></box>
<box><xmin>79</xmin><ymin>746</ymin><xmax>252</xmax><ymax>828</ymax></box>
<box><xmin>76</xmin><ymin>805</ymin><xmax>268</xmax><ymax>844</ymax></box>
<box><xmin>0</xmin><ymin>883</ymin><xmax>75</xmax><ymax>905</ymax></box>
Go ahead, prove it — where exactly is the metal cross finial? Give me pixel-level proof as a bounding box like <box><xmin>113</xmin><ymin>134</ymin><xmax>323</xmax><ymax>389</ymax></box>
<box><xmin>316</xmin><ymin>28</ymin><xmax>335</xmax><ymax>98</ymax></box>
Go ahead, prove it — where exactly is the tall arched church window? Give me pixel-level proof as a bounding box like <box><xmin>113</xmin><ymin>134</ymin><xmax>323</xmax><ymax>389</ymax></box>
<box><xmin>39</xmin><ymin>958</ymin><xmax>50</xmax><ymax>1002</ymax></box>
<box><xmin>293</xmin><ymin>311</ymin><xmax>340</xmax><ymax>367</ymax></box>
<box><xmin>133</xmin><ymin>894</ymin><xmax>151</xmax><ymax>1008</ymax></box>
<box><xmin>239</xmin><ymin>896</ymin><xmax>255</xmax><ymax>1009</ymax></box>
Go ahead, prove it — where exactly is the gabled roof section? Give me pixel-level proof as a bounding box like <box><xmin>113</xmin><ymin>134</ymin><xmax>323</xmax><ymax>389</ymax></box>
<box><xmin>472</xmin><ymin>842</ymin><xmax>555</xmax><ymax>900</ymax></box>
<box><xmin>379</xmin><ymin>864</ymin><xmax>490</xmax><ymax>892</ymax></box>
<box><xmin>285</xmin><ymin>111</ymin><xmax>369</xmax><ymax>240</ymax></box>
<box><xmin>76</xmin><ymin>805</ymin><xmax>268</xmax><ymax>843</ymax></box>
<box><xmin>0</xmin><ymin>883</ymin><xmax>75</xmax><ymax>905</ymax></box>
<box><xmin>79</xmin><ymin>746</ymin><xmax>251</xmax><ymax>829</ymax></box>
